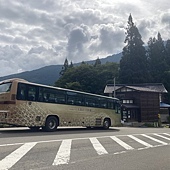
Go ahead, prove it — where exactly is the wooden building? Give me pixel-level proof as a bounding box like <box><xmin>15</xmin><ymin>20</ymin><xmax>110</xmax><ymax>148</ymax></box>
<box><xmin>104</xmin><ymin>84</ymin><xmax>168</xmax><ymax>123</ymax></box>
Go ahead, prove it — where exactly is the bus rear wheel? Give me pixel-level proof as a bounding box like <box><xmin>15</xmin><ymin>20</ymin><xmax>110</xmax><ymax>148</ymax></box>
<box><xmin>103</xmin><ymin>118</ymin><xmax>110</xmax><ymax>130</ymax></box>
<box><xmin>44</xmin><ymin>116</ymin><xmax>58</xmax><ymax>132</ymax></box>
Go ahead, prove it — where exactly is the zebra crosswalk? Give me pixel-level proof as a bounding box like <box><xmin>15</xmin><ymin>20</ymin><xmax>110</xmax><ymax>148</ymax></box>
<box><xmin>0</xmin><ymin>142</ymin><xmax>37</xmax><ymax>170</ymax></box>
<box><xmin>90</xmin><ymin>137</ymin><xmax>108</xmax><ymax>155</ymax></box>
<box><xmin>0</xmin><ymin>132</ymin><xmax>170</xmax><ymax>170</ymax></box>
<box><xmin>53</xmin><ymin>139</ymin><xmax>72</xmax><ymax>166</ymax></box>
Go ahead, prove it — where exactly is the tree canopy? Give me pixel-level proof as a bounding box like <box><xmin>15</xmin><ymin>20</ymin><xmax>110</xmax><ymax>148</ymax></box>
<box><xmin>55</xmin><ymin>62</ymin><xmax>119</xmax><ymax>94</ymax></box>
<box><xmin>119</xmin><ymin>14</ymin><xmax>149</xmax><ymax>84</ymax></box>
<box><xmin>147</xmin><ymin>32</ymin><xmax>168</xmax><ymax>82</ymax></box>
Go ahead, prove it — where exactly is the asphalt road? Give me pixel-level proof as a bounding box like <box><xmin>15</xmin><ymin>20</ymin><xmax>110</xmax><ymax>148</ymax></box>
<box><xmin>0</xmin><ymin>127</ymin><xmax>170</xmax><ymax>170</ymax></box>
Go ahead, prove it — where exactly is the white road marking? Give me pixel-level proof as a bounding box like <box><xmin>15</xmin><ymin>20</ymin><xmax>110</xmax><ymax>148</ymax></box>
<box><xmin>0</xmin><ymin>133</ymin><xmax>170</xmax><ymax>147</ymax></box>
<box><xmin>0</xmin><ymin>142</ymin><xmax>37</xmax><ymax>170</ymax></box>
<box><xmin>128</xmin><ymin>135</ymin><xmax>153</xmax><ymax>148</ymax></box>
<box><xmin>110</xmin><ymin>136</ymin><xmax>134</xmax><ymax>150</ymax></box>
<box><xmin>141</xmin><ymin>134</ymin><xmax>167</xmax><ymax>145</ymax></box>
<box><xmin>114</xmin><ymin>151</ymin><xmax>126</xmax><ymax>155</ymax></box>
<box><xmin>0</xmin><ymin>142</ymin><xmax>26</xmax><ymax>147</ymax></box>
<box><xmin>53</xmin><ymin>139</ymin><xmax>72</xmax><ymax>166</ymax></box>
<box><xmin>90</xmin><ymin>137</ymin><xmax>108</xmax><ymax>155</ymax></box>
<box><xmin>163</xmin><ymin>133</ymin><xmax>170</xmax><ymax>137</ymax></box>
<box><xmin>0</xmin><ymin>132</ymin><xmax>170</xmax><ymax>168</ymax></box>
<box><xmin>154</xmin><ymin>134</ymin><xmax>170</xmax><ymax>141</ymax></box>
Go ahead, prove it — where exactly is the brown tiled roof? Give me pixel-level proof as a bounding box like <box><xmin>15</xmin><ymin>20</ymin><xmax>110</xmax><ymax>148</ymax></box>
<box><xmin>124</xmin><ymin>86</ymin><xmax>158</xmax><ymax>92</ymax></box>
<box><xmin>104</xmin><ymin>83</ymin><xmax>168</xmax><ymax>94</ymax></box>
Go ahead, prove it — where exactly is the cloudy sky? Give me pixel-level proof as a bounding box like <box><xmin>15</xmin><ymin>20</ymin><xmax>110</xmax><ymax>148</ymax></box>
<box><xmin>0</xmin><ymin>0</ymin><xmax>170</xmax><ymax>77</ymax></box>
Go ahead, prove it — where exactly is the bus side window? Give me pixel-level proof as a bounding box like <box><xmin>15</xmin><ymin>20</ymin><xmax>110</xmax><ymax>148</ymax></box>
<box><xmin>57</xmin><ymin>91</ymin><xmax>66</xmax><ymax>104</ymax></box>
<box><xmin>28</xmin><ymin>86</ymin><xmax>36</xmax><ymax>101</ymax></box>
<box><xmin>38</xmin><ymin>87</ymin><xmax>44</xmax><ymax>102</ymax></box>
<box><xmin>75</xmin><ymin>98</ymin><xmax>83</xmax><ymax>105</ymax></box>
<box><xmin>115</xmin><ymin>102</ymin><xmax>121</xmax><ymax>114</ymax></box>
<box><xmin>100</xmin><ymin>100</ymin><xmax>107</xmax><ymax>108</ymax></box>
<box><xmin>48</xmin><ymin>93</ymin><xmax>56</xmax><ymax>103</ymax></box>
<box><xmin>43</xmin><ymin>93</ymin><xmax>49</xmax><ymax>102</ymax></box>
<box><xmin>108</xmin><ymin>101</ymin><xmax>113</xmax><ymax>109</ymax></box>
<box><xmin>85</xmin><ymin>97</ymin><xmax>96</xmax><ymax>107</ymax></box>
<box><xmin>20</xmin><ymin>89</ymin><xmax>25</xmax><ymax>100</ymax></box>
<box><xmin>17</xmin><ymin>83</ymin><xmax>26</xmax><ymax>100</ymax></box>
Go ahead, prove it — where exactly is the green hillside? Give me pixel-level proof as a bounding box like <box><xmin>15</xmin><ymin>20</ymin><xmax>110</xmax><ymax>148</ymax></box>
<box><xmin>0</xmin><ymin>53</ymin><xmax>122</xmax><ymax>85</ymax></box>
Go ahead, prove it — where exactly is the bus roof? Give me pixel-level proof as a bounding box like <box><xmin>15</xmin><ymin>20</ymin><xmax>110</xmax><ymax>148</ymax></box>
<box><xmin>0</xmin><ymin>78</ymin><xmax>28</xmax><ymax>84</ymax></box>
<box><xmin>1</xmin><ymin>78</ymin><xmax>119</xmax><ymax>101</ymax></box>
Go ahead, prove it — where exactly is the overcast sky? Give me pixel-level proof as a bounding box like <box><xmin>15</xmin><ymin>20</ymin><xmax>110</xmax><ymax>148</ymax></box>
<box><xmin>0</xmin><ymin>0</ymin><xmax>170</xmax><ymax>77</ymax></box>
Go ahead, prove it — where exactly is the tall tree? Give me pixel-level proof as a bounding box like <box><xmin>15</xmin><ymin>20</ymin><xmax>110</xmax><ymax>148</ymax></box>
<box><xmin>59</xmin><ymin>58</ymin><xmax>69</xmax><ymax>76</ymax></box>
<box><xmin>69</xmin><ymin>61</ymin><xmax>74</xmax><ymax>68</ymax></box>
<box><xmin>94</xmin><ymin>57</ymin><xmax>101</xmax><ymax>67</ymax></box>
<box><xmin>147</xmin><ymin>32</ymin><xmax>168</xmax><ymax>82</ymax></box>
<box><xmin>119</xmin><ymin>14</ymin><xmax>149</xmax><ymax>84</ymax></box>
<box><xmin>165</xmin><ymin>39</ymin><xmax>170</xmax><ymax>67</ymax></box>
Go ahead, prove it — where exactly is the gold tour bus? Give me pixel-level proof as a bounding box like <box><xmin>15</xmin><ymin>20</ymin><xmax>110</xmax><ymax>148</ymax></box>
<box><xmin>0</xmin><ymin>78</ymin><xmax>121</xmax><ymax>131</ymax></box>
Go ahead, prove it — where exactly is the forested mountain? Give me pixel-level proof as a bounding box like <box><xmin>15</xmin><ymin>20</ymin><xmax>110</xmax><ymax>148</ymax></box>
<box><xmin>0</xmin><ymin>53</ymin><xmax>122</xmax><ymax>85</ymax></box>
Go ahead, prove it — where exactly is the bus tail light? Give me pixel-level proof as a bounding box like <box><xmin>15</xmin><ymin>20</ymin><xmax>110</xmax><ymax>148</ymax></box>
<box><xmin>11</xmin><ymin>94</ymin><xmax>16</xmax><ymax>100</ymax></box>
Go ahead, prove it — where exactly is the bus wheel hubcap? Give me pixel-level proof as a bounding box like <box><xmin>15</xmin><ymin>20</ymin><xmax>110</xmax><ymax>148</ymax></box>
<box><xmin>104</xmin><ymin>121</ymin><xmax>108</xmax><ymax>127</ymax></box>
<box><xmin>49</xmin><ymin>120</ymin><xmax>56</xmax><ymax>129</ymax></box>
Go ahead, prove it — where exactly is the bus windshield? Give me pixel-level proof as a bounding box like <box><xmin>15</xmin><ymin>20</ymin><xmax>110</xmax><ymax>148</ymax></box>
<box><xmin>0</xmin><ymin>82</ymin><xmax>12</xmax><ymax>93</ymax></box>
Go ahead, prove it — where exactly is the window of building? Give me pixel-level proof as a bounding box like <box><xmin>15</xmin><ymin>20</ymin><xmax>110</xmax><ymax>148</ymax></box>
<box><xmin>122</xmin><ymin>99</ymin><xmax>133</xmax><ymax>104</ymax></box>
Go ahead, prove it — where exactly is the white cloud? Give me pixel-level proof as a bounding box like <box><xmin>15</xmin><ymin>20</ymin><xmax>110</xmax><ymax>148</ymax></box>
<box><xmin>0</xmin><ymin>0</ymin><xmax>170</xmax><ymax>76</ymax></box>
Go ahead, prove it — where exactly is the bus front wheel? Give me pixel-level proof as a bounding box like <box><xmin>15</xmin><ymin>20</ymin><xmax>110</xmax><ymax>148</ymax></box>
<box><xmin>103</xmin><ymin>118</ymin><xmax>110</xmax><ymax>130</ymax></box>
<box><xmin>44</xmin><ymin>116</ymin><xmax>58</xmax><ymax>132</ymax></box>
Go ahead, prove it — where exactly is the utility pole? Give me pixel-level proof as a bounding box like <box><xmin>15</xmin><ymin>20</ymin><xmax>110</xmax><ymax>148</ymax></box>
<box><xmin>114</xmin><ymin>77</ymin><xmax>116</xmax><ymax>98</ymax></box>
